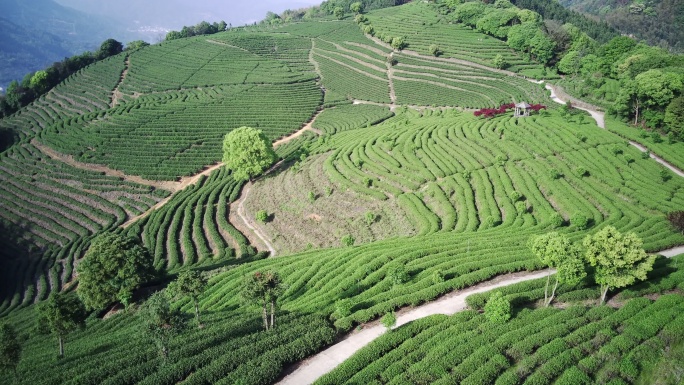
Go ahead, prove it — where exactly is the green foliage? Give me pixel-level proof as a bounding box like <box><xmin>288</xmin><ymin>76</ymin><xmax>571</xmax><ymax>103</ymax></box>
<box><xmin>0</xmin><ymin>324</ymin><xmax>21</xmax><ymax>375</ymax></box>
<box><xmin>571</xmin><ymin>213</ymin><xmax>590</xmax><ymax>230</ymax></box>
<box><xmin>140</xmin><ymin>291</ymin><xmax>185</xmax><ymax>360</ymax></box>
<box><xmin>381</xmin><ymin>311</ymin><xmax>397</xmax><ymax>330</ymax></box>
<box><xmin>241</xmin><ymin>271</ymin><xmax>284</xmax><ymax>330</ymax></box>
<box><xmin>364</xmin><ymin>211</ymin><xmax>376</xmax><ymax>226</ymax></box>
<box><xmin>223</xmin><ymin>127</ymin><xmax>277</xmax><ymax>182</ymax></box>
<box><xmin>256</xmin><ymin>210</ymin><xmax>269</xmax><ymax>223</ymax></box>
<box><xmin>429</xmin><ymin>44</ymin><xmax>441</xmax><ymax>57</ymax></box>
<box><xmin>492</xmin><ymin>54</ymin><xmax>507</xmax><ymax>69</ymax></box>
<box><xmin>334</xmin><ymin>7</ymin><xmax>345</xmax><ymax>19</ymax></box>
<box><xmin>350</xmin><ymin>2</ymin><xmax>364</xmax><ymax>14</ymax></box>
<box><xmin>583</xmin><ymin>226</ymin><xmax>656</xmax><ymax>304</ymax></box>
<box><xmin>168</xmin><ymin>270</ymin><xmax>207</xmax><ymax>326</ymax></box>
<box><xmin>36</xmin><ymin>293</ymin><xmax>87</xmax><ymax>358</ymax></box>
<box><xmin>390</xmin><ymin>36</ymin><xmax>406</xmax><ymax>50</ymax></box>
<box><xmin>484</xmin><ymin>291</ymin><xmax>511</xmax><ymax>323</ymax></box>
<box><xmin>77</xmin><ymin>233</ymin><xmax>157</xmax><ymax>311</ymax></box>
<box><xmin>529</xmin><ymin>232</ymin><xmax>586</xmax><ymax>306</ymax></box>
<box><xmin>387</xmin><ymin>263</ymin><xmax>410</xmax><ymax>285</ymax></box>
<box><xmin>341</xmin><ymin>234</ymin><xmax>355</xmax><ymax>247</ymax></box>
<box><xmin>335</xmin><ymin>299</ymin><xmax>353</xmax><ymax>318</ymax></box>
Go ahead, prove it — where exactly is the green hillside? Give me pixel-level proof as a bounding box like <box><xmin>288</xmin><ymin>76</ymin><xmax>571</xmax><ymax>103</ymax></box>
<box><xmin>0</xmin><ymin>1</ymin><xmax>683</xmax><ymax>384</ymax></box>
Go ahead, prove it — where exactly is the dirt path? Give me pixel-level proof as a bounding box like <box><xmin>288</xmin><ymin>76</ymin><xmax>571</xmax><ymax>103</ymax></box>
<box><xmin>273</xmin><ymin>110</ymin><xmax>324</xmax><ymax>147</ymax></box>
<box><xmin>277</xmin><ymin>269</ymin><xmax>553</xmax><ymax>385</ymax></box>
<box><xmin>386</xmin><ymin>54</ymin><xmax>397</xmax><ymax>106</ymax></box>
<box><xmin>232</xmin><ymin>182</ymin><xmax>277</xmax><ymax>256</ymax></box>
<box><xmin>277</xmin><ymin>240</ymin><xmax>684</xmax><ymax>385</ymax></box>
<box><xmin>111</xmin><ymin>56</ymin><xmax>130</xmax><ymax>108</ymax></box>
<box><xmin>546</xmin><ymin>84</ymin><xmax>684</xmax><ymax>178</ymax></box>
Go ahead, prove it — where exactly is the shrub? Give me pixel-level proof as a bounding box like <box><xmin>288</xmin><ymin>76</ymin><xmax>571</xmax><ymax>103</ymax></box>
<box><xmin>381</xmin><ymin>312</ymin><xmax>397</xmax><ymax>330</ymax></box>
<box><xmin>641</xmin><ymin>151</ymin><xmax>650</xmax><ymax>159</ymax></box>
<box><xmin>365</xmin><ymin>211</ymin><xmax>376</xmax><ymax>226</ymax></box>
<box><xmin>548</xmin><ymin>213</ymin><xmax>564</xmax><ymax>228</ymax></box>
<box><xmin>509</xmin><ymin>191</ymin><xmax>522</xmax><ymax>202</ymax></box>
<box><xmin>575</xmin><ymin>167</ymin><xmax>588</xmax><ymax>177</ymax></box>
<box><xmin>484</xmin><ymin>291</ymin><xmax>511</xmax><ymax>324</ymax></box>
<box><xmin>341</xmin><ymin>235</ymin><xmax>355</xmax><ymax>247</ymax></box>
<box><xmin>571</xmin><ymin>213</ymin><xmax>590</xmax><ymax>230</ymax></box>
<box><xmin>660</xmin><ymin>168</ymin><xmax>672</xmax><ymax>182</ymax></box>
<box><xmin>256</xmin><ymin>210</ymin><xmax>268</xmax><ymax>223</ymax></box>
<box><xmin>387</xmin><ymin>263</ymin><xmax>409</xmax><ymax>285</ymax></box>
<box><xmin>308</xmin><ymin>191</ymin><xmax>316</xmax><ymax>203</ymax></box>
<box><xmin>335</xmin><ymin>299</ymin><xmax>353</xmax><ymax>318</ymax></box>
<box><xmin>549</xmin><ymin>169</ymin><xmax>562</xmax><ymax>180</ymax></box>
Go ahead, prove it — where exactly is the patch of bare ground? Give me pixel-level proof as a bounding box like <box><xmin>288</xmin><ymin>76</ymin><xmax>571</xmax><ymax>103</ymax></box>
<box><xmin>111</xmin><ymin>56</ymin><xmax>130</xmax><ymax>108</ymax></box>
<box><xmin>229</xmin><ymin>182</ymin><xmax>275</xmax><ymax>256</ymax></box>
<box><xmin>242</xmin><ymin>154</ymin><xmax>415</xmax><ymax>254</ymax></box>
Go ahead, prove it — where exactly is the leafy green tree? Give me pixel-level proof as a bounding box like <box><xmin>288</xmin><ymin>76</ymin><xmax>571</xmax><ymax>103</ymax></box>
<box><xmin>218</xmin><ymin>20</ymin><xmax>228</xmax><ymax>31</ymax></box>
<box><xmin>222</xmin><ymin>126</ymin><xmax>277</xmax><ymax>182</ymax></box>
<box><xmin>256</xmin><ymin>210</ymin><xmax>268</xmax><ymax>223</ymax></box>
<box><xmin>125</xmin><ymin>40</ymin><xmax>150</xmax><ymax>51</ymax></box>
<box><xmin>350</xmin><ymin>2</ymin><xmax>364</xmax><ymax>14</ymax></box>
<box><xmin>341</xmin><ymin>234</ymin><xmax>355</xmax><ymax>247</ymax></box>
<box><xmin>429</xmin><ymin>44</ymin><xmax>441</xmax><ymax>57</ymax></box>
<box><xmin>334</xmin><ymin>6</ymin><xmax>345</xmax><ymax>19</ymax></box>
<box><xmin>484</xmin><ymin>291</ymin><xmax>511</xmax><ymax>323</ymax></box>
<box><xmin>530</xmin><ymin>232</ymin><xmax>586</xmax><ymax>306</ymax></box>
<box><xmin>387</xmin><ymin>262</ymin><xmax>409</xmax><ymax>285</ymax></box>
<box><xmin>390</xmin><ymin>36</ymin><xmax>406</xmax><ymax>50</ymax></box>
<box><xmin>507</xmin><ymin>22</ymin><xmax>538</xmax><ymax>52</ymax></box>
<box><xmin>97</xmin><ymin>39</ymin><xmax>123</xmax><ymax>59</ymax></box>
<box><xmin>77</xmin><ymin>233</ymin><xmax>157</xmax><ymax>311</ymax></box>
<box><xmin>381</xmin><ymin>311</ymin><xmax>397</xmax><ymax>330</ymax></box>
<box><xmin>29</xmin><ymin>70</ymin><xmax>50</xmax><ymax>94</ymax></box>
<box><xmin>583</xmin><ymin>226</ymin><xmax>656</xmax><ymax>305</ymax></box>
<box><xmin>635</xmin><ymin>69</ymin><xmax>683</xmax><ymax>109</ymax></box>
<box><xmin>241</xmin><ymin>271</ymin><xmax>284</xmax><ymax>330</ymax></box>
<box><xmin>140</xmin><ymin>292</ymin><xmax>184</xmax><ymax>361</ymax></box>
<box><xmin>165</xmin><ymin>30</ymin><xmax>183</xmax><ymax>41</ymax></box>
<box><xmin>530</xmin><ymin>30</ymin><xmax>556</xmax><ymax>65</ymax></box>
<box><xmin>558</xmin><ymin>50</ymin><xmax>581</xmax><ymax>76</ymax></box>
<box><xmin>168</xmin><ymin>271</ymin><xmax>207</xmax><ymax>327</ymax></box>
<box><xmin>0</xmin><ymin>324</ymin><xmax>21</xmax><ymax>378</ymax></box>
<box><xmin>37</xmin><ymin>293</ymin><xmax>87</xmax><ymax>358</ymax></box>
<box><xmin>454</xmin><ymin>1</ymin><xmax>486</xmax><ymax>25</ymax></box>
<box><xmin>476</xmin><ymin>8</ymin><xmax>517</xmax><ymax>38</ymax></box>
<box><xmin>492</xmin><ymin>54</ymin><xmax>507</xmax><ymax>69</ymax></box>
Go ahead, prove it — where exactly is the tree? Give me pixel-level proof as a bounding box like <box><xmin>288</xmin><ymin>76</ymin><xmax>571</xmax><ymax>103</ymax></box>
<box><xmin>77</xmin><ymin>233</ymin><xmax>157</xmax><ymax>311</ymax></box>
<box><xmin>29</xmin><ymin>71</ymin><xmax>50</xmax><ymax>94</ymax></box>
<box><xmin>664</xmin><ymin>97</ymin><xmax>684</xmax><ymax>138</ymax></box>
<box><xmin>218</xmin><ymin>20</ymin><xmax>228</xmax><ymax>31</ymax></box>
<box><xmin>97</xmin><ymin>39</ymin><xmax>123</xmax><ymax>59</ymax></box>
<box><xmin>558</xmin><ymin>50</ymin><xmax>581</xmax><ymax>76</ymax></box>
<box><xmin>390</xmin><ymin>36</ymin><xmax>406</xmax><ymax>50</ymax></box>
<box><xmin>140</xmin><ymin>292</ymin><xmax>184</xmax><ymax>361</ymax></box>
<box><xmin>334</xmin><ymin>6</ymin><xmax>345</xmax><ymax>19</ymax></box>
<box><xmin>484</xmin><ymin>291</ymin><xmax>511</xmax><ymax>323</ymax></box>
<box><xmin>583</xmin><ymin>226</ymin><xmax>656</xmax><ymax>305</ymax></box>
<box><xmin>492</xmin><ymin>54</ymin><xmax>507</xmax><ymax>69</ymax></box>
<box><xmin>529</xmin><ymin>232</ymin><xmax>586</xmax><ymax>307</ymax></box>
<box><xmin>381</xmin><ymin>311</ymin><xmax>397</xmax><ymax>330</ymax></box>
<box><xmin>256</xmin><ymin>210</ymin><xmax>268</xmax><ymax>223</ymax></box>
<box><xmin>350</xmin><ymin>2</ymin><xmax>364</xmax><ymax>14</ymax></box>
<box><xmin>0</xmin><ymin>324</ymin><xmax>21</xmax><ymax>378</ymax></box>
<box><xmin>429</xmin><ymin>44</ymin><xmax>441</xmax><ymax>57</ymax></box>
<box><xmin>165</xmin><ymin>31</ymin><xmax>183</xmax><ymax>41</ymax></box>
<box><xmin>37</xmin><ymin>293</ymin><xmax>87</xmax><ymax>358</ymax></box>
<box><xmin>125</xmin><ymin>40</ymin><xmax>150</xmax><ymax>51</ymax></box>
<box><xmin>222</xmin><ymin>126</ymin><xmax>277</xmax><ymax>182</ymax></box>
<box><xmin>168</xmin><ymin>271</ymin><xmax>207</xmax><ymax>327</ymax></box>
<box><xmin>241</xmin><ymin>271</ymin><xmax>284</xmax><ymax>330</ymax></box>
<box><xmin>666</xmin><ymin>211</ymin><xmax>684</xmax><ymax>235</ymax></box>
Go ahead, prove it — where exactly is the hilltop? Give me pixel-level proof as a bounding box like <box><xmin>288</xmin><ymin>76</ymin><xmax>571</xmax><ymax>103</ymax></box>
<box><xmin>0</xmin><ymin>1</ymin><xmax>683</xmax><ymax>384</ymax></box>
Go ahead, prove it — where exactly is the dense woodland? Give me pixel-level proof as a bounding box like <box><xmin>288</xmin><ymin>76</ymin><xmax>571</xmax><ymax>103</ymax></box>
<box><xmin>0</xmin><ymin>0</ymin><xmax>683</xmax><ymax>384</ymax></box>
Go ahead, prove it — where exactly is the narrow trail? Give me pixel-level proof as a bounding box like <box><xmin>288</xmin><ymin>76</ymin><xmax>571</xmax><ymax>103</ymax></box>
<box><xmin>546</xmin><ymin>84</ymin><xmax>684</xmax><ymax>178</ymax></box>
<box><xmin>234</xmin><ymin>182</ymin><xmax>277</xmax><ymax>256</ymax></box>
<box><xmin>277</xmin><ymin>242</ymin><xmax>684</xmax><ymax>385</ymax></box>
<box><xmin>386</xmin><ymin>54</ymin><xmax>397</xmax><ymax>107</ymax></box>
<box><xmin>110</xmin><ymin>56</ymin><xmax>130</xmax><ymax>108</ymax></box>
<box><xmin>277</xmin><ymin>269</ymin><xmax>553</xmax><ymax>385</ymax></box>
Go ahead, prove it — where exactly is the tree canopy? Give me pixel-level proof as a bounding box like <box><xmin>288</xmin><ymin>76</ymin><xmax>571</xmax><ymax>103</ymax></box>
<box><xmin>77</xmin><ymin>233</ymin><xmax>157</xmax><ymax>310</ymax></box>
<box><xmin>168</xmin><ymin>270</ymin><xmax>207</xmax><ymax>327</ymax></box>
<box><xmin>241</xmin><ymin>271</ymin><xmax>284</xmax><ymax>330</ymax></box>
<box><xmin>37</xmin><ymin>293</ymin><xmax>87</xmax><ymax>358</ymax></box>
<box><xmin>0</xmin><ymin>324</ymin><xmax>21</xmax><ymax>375</ymax></box>
<box><xmin>583</xmin><ymin>226</ymin><xmax>656</xmax><ymax>304</ymax></box>
<box><xmin>222</xmin><ymin>126</ymin><xmax>277</xmax><ymax>182</ymax></box>
<box><xmin>530</xmin><ymin>232</ymin><xmax>586</xmax><ymax>306</ymax></box>
<box><xmin>140</xmin><ymin>292</ymin><xmax>184</xmax><ymax>360</ymax></box>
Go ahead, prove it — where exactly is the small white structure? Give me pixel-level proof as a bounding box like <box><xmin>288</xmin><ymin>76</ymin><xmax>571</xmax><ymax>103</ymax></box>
<box><xmin>514</xmin><ymin>102</ymin><xmax>531</xmax><ymax>117</ymax></box>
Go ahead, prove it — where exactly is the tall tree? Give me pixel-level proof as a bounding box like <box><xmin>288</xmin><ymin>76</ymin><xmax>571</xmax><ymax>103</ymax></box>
<box><xmin>97</xmin><ymin>39</ymin><xmax>123</xmax><ymax>60</ymax></box>
<box><xmin>168</xmin><ymin>271</ymin><xmax>207</xmax><ymax>327</ymax></box>
<box><xmin>140</xmin><ymin>292</ymin><xmax>184</xmax><ymax>361</ymax></box>
<box><xmin>222</xmin><ymin>126</ymin><xmax>277</xmax><ymax>182</ymax></box>
<box><xmin>37</xmin><ymin>293</ymin><xmax>87</xmax><ymax>358</ymax></box>
<box><xmin>583</xmin><ymin>226</ymin><xmax>656</xmax><ymax>305</ymax></box>
<box><xmin>241</xmin><ymin>271</ymin><xmax>284</xmax><ymax>330</ymax></box>
<box><xmin>529</xmin><ymin>232</ymin><xmax>586</xmax><ymax>306</ymax></box>
<box><xmin>350</xmin><ymin>2</ymin><xmax>364</xmax><ymax>14</ymax></box>
<box><xmin>0</xmin><ymin>324</ymin><xmax>21</xmax><ymax>378</ymax></box>
<box><xmin>77</xmin><ymin>233</ymin><xmax>157</xmax><ymax>311</ymax></box>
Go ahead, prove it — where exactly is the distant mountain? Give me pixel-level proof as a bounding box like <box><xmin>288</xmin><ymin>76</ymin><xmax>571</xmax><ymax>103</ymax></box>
<box><xmin>558</xmin><ymin>0</ymin><xmax>684</xmax><ymax>52</ymax></box>
<box><xmin>0</xmin><ymin>0</ymin><xmax>144</xmax><ymax>90</ymax></box>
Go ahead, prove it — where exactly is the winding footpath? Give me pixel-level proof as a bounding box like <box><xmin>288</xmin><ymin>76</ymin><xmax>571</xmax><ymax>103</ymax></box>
<box><xmin>545</xmin><ymin>84</ymin><xmax>684</xmax><ymax>178</ymax></box>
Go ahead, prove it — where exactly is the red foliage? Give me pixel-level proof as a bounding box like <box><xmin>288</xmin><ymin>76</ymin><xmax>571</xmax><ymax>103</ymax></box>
<box><xmin>473</xmin><ymin>103</ymin><xmax>546</xmax><ymax>118</ymax></box>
